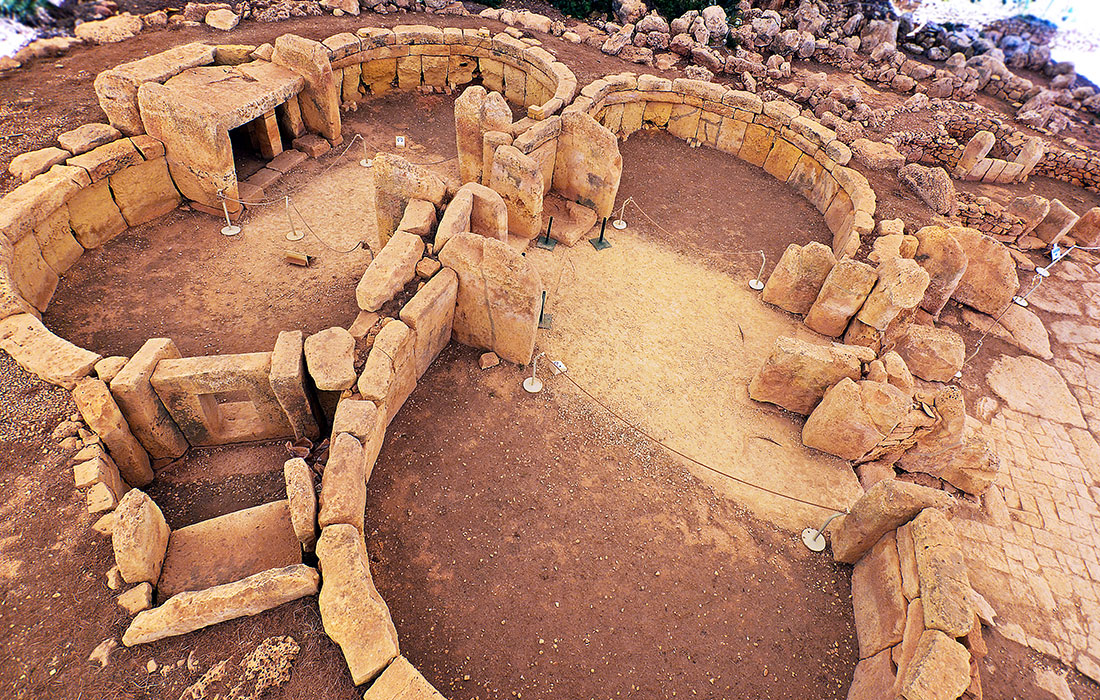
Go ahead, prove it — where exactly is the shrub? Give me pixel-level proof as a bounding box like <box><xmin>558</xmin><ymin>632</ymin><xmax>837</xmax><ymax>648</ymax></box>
<box><xmin>0</xmin><ymin>0</ymin><xmax>49</xmax><ymax>24</ymax></box>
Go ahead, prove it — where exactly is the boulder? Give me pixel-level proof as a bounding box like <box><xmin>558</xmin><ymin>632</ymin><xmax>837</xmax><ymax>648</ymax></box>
<box><xmin>315</xmin><ymin>524</ymin><xmax>400</xmax><ymax>685</ymax></box>
<box><xmin>1068</xmin><ymin>206</ymin><xmax>1100</xmax><ymax>247</ymax></box>
<box><xmin>901</xmin><ymin>421</ymin><xmax>998</xmax><ymax>495</ymax></box>
<box><xmin>1006</xmin><ymin>195</ymin><xmax>1049</xmax><ymax>236</ymax></box>
<box><xmin>71</xmin><ymin>377</ymin><xmax>153</xmax><ymax>487</ymax></box>
<box><xmin>898</xmin><ymin>630</ymin><xmax>971</xmax><ymax>700</ymax></box>
<box><xmin>911</xmin><ymin>226</ymin><xmax>968</xmax><ymax>317</ymax></box>
<box><xmin>804</xmin><ymin>259</ymin><xmax>877</xmax><ymax>337</ymax></box>
<box><xmin>857</xmin><ymin>258</ymin><xmax>930</xmax><ymax>331</ymax></box>
<box><xmin>204</xmin><ymin>8</ymin><xmax>239</xmax><ymax>30</ymax></box>
<box><xmin>802</xmin><ymin>379</ymin><xmax>911</xmax><ymax>461</ymax></box>
<box><xmin>356</xmin><ymin>232</ymin><xmax>425</xmax><ymax>312</ymax></box>
<box><xmin>318</xmin><ymin>433</ymin><xmax>367</xmax><ymax>535</ymax></box>
<box><xmin>831</xmin><ymin>480</ymin><xmax>954</xmax><ymax>564</ymax></box>
<box><xmin>850</xmin><ymin>138</ymin><xmax>905</xmax><ymax>171</ymax></box>
<box><xmin>852</xmin><ymin>532</ymin><xmax>906</xmax><ymax>659</ymax></box>
<box><xmin>363</xmin><ymin>656</ymin><xmax>447</xmax><ymax>700</ymax></box>
<box><xmin>911</xmin><ymin>508</ymin><xmax>974</xmax><ymax>637</ymax></box>
<box><xmin>304</xmin><ymin>327</ymin><xmax>356</xmax><ymax>392</ymax></box>
<box><xmin>881</xmin><ymin>351</ymin><xmax>914</xmax><ymax>396</ymax></box>
<box><xmin>949</xmin><ymin>227</ymin><xmax>1017</xmax><ymax>315</ymax></box>
<box><xmin>889</xmin><ymin>323</ymin><xmax>965</xmax><ymax>382</ymax></box>
<box><xmin>612</xmin><ymin>0</ymin><xmax>646</xmax><ymax>26</ymax></box>
<box><xmin>112</xmin><ymin>489</ymin><xmax>170</xmax><ymax>584</ymax></box>
<box><xmin>74</xmin><ymin>14</ymin><xmax>143</xmax><ymax>44</ymax></box>
<box><xmin>748</xmin><ymin>336</ymin><xmax>862</xmax><ymax>415</ymax></box>
<box><xmin>761</xmin><ymin>242</ymin><xmax>836</xmax><ymax>315</ymax></box>
<box><xmin>899</xmin><ymin>164</ymin><xmax>957</xmax><ymax>216</ymax></box>
<box><xmin>283</xmin><ymin>457</ymin><xmax>317</xmax><ymax>551</ymax></box>
<box><xmin>1031</xmin><ymin>198</ymin><xmax>1079</xmax><ymax>246</ymax></box>
<box><xmin>123</xmin><ymin>565</ymin><xmax>319</xmax><ymax>646</ymax></box>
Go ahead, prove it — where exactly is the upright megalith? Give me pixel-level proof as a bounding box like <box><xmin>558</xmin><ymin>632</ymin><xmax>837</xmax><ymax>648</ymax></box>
<box><xmin>454</xmin><ymin>86</ymin><xmax>512</xmax><ymax>185</ymax></box>
<box><xmin>489</xmin><ymin>145</ymin><xmax>544</xmax><ymax>240</ymax></box>
<box><xmin>761</xmin><ymin>242</ymin><xmax>836</xmax><ymax>315</ymax></box>
<box><xmin>553</xmin><ymin>110</ymin><xmax>622</xmax><ymax>219</ymax></box>
<box><xmin>372</xmin><ymin>154</ymin><xmax>446</xmax><ymax>247</ymax></box>
<box><xmin>112</xmin><ymin>489</ymin><xmax>170</xmax><ymax>584</ymax></box>
<box><xmin>271</xmin><ymin>34</ymin><xmax>341</xmax><ymax>143</ymax></box>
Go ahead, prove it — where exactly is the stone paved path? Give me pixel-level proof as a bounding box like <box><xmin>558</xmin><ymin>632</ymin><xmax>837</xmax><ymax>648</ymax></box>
<box><xmin>952</xmin><ymin>260</ymin><xmax>1100</xmax><ymax>684</ymax></box>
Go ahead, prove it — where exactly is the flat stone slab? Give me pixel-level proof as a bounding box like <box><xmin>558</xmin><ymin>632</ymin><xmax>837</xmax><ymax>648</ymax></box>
<box><xmin>157</xmin><ymin>500</ymin><xmax>301</xmax><ymax>601</ymax></box>
<box><xmin>986</xmin><ymin>354</ymin><xmax>1086</xmax><ymax>428</ymax></box>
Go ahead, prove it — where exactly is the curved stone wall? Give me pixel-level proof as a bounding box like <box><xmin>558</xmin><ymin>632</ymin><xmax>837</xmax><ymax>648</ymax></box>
<box><xmin>566</xmin><ymin>73</ymin><xmax>877</xmax><ymax>260</ymax></box>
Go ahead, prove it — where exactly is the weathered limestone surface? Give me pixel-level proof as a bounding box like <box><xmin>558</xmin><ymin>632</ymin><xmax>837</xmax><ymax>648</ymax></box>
<box><xmin>949</xmin><ymin>227</ymin><xmax>1018</xmax><ymax>315</ymax></box>
<box><xmin>889</xmin><ymin>324</ymin><xmax>965</xmax><ymax>383</ymax></box>
<box><xmin>911</xmin><ymin>508</ymin><xmax>974</xmax><ymax>637</ymax></box>
<box><xmin>804</xmin><ymin>259</ymin><xmax>877</xmax><ymax>337</ymax></box>
<box><xmin>363</xmin><ymin>656</ymin><xmax>447</xmax><ymax>700</ymax></box>
<box><xmin>438</xmin><ymin>233</ymin><xmax>542</xmax><ymax>365</ymax></box>
<box><xmin>123</xmin><ymin>564</ymin><xmax>320</xmax><ymax>646</ymax></box>
<box><xmin>911</xmin><ymin>226</ymin><xmax>968</xmax><ymax>317</ymax></box>
<box><xmin>269</xmin><ymin>330</ymin><xmax>320</xmax><ymax>441</ymax></box>
<box><xmin>852</xmin><ymin>532</ymin><xmax>906</xmax><ymax>659</ymax></box>
<box><xmin>761</xmin><ymin>242</ymin><xmax>836</xmax><ymax>315</ymax></box>
<box><xmin>357</xmin><ymin>320</ymin><xmax>418</xmax><ymax>424</ymax></box>
<box><xmin>72</xmin><ymin>377</ymin><xmax>153</xmax><ymax>487</ymax></box>
<box><xmin>748</xmin><ymin>335</ymin><xmax>862</xmax><ymax>415</ymax></box>
<box><xmin>283</xmin><ymin>457</ymin><xmax>317</xmax><ymax>551</ymax></box>
<box><xmin>110</xmin><ymin>338</ymin><xmax>189</xmax><ymax>459</ymax></box>
<box><xmin>332</xmin><ymin>399</ymin><xmax>386</xmax><ymax>475</ymax></box>
<box><xmin>304</xmin><ymin>326</ymin><xmax>357</xmax><ymax>392</ymax></box>
<box><xmin>271</xmin><ymin>34</ymin><xmax>341</xmax><ymax>142</ymax></box>
<box><xmin>109</xmin><ymin>157</ymin><xmax>181</xmax><ymax>227</ymax></box>
<box><xmin>831</xmin><ymin>480</ymin><xmax>954</xmax><ymax>564</ymax></box>
<box><xmin>356</xmin><ymin>232</ymin><xmax>425</xmax><ymax>312</ymax></box>
<box><xmin>67</xmin><ymin>179</ymin><xmax>127</xmax><ymax>249</ymax></box>
<box><xmin>112</xmin><ymin>489</ymin><xmax>170</xmax><ymax>584</ymax></box>
<box><xmin>454</xmin><ymin>86</ymin><xmax>512</xmax><ymax>184</ymax></box>
<box><xmin>0</xmin><ymin>315</ymin><xmax>99</xmax><ymax>387</ymax></box>
<box><xmin>490</xmin><ymin>144</ymin><xmax>544</xmax><ymax>239</ymax></box>
<box><xmin>318</xmin><ymin>433</ymin><xmax>367</xmax><ymax>535</ymax></box>
<box><xmin>802</xmin><ymin>379</ymin><xmax>910</xmax><ymax>461</ymax></box>
<box><xmin>315</xmin><ymin>524</ymin><xmax>399</xmax><ymax>686</ymax></box>
<box><xmin>898</xmin><ymin>629</ymin><xmax>971</xmax><ymax>700</ymax></box>
<box><xmin>847</xmin><ymin>648</ymin><xmax>896</xmax><ymax>700</ymax></box>
<box><xmin>399</xmin><ymin>267</ymin><xmax>458</xmax><ymax>378</ymax></box>
<box><xmin>857</xmin><ymin>257</ymin><xmax>930</xmax><ymax>331</ymax></box>
<box><xmin>553</xmin><ymin>111</ymin><xmax>622</xmax><ymax>218</ymax></box>
<box><xmin>373</xmin><ymin>154</ymin><xmax>447</xmax><ymax>246</ymax></box>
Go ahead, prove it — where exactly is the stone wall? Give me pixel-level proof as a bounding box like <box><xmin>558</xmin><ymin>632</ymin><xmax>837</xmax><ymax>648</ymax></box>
<box><xmin>567</xmin><ymin>73</ymin><xmax>875</xmax><ymax>259</ymax></box>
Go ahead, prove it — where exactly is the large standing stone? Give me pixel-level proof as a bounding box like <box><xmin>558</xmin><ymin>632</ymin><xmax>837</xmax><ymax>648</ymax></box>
<box><xmin>986</xmin><ymin>354</ymin><xmax>1086</xmax><ymax>428</ymax></box>
<box><xmin>110</xmin><ymin>338</ymin><xmax>189</xmax><ymax>459</ymax></box>
<box><xmin>804</xmin><ymin>259</ymin><xmax>877</xmax><ymax>337</ymax></box>
<box><xmin>911</xmin><ymin>226</ymin><xmax>968</xmax><ymax>317</ymax></box>
<box><xmin>949</xmin><ymin>227</ymin><xmax>1017</xmax><ymax>315</ymax></box>
<box><xmin>363</xmin><ymin>656</ymin><xmax>447</xmax><ymax>700</ymax></box>
<box><xmin>372</xmin><ymin>154</ymin><xmax>446</xmax><ymax>246</ymax></box>
<box><xmin>315</xmin><ymin>524</ymin><xmax>400</xmax><ymax>686</ymax></box>
<box><xmin>847</xmin><ymin>648</ymin><xmax>896</xmax><ymax>700</ymax></box>
<box><xmin>748</xmin><ymin>335</ymin><xmax>862</xmax><ymax>415</ymax></box>
<box><xmin>435</xmin><ymin>183</ymin><xmax>508</xmax><ymax>253</ymax></box>
<box><xmin>438</xmin><ymin>233</ymin><xmax>542</xmax><ymax>365</ymax></box>
<box><xmin>357</xmin><ymin>231</ymin><xmax>425</xmax><ymax>312</ymax></box>
<box><xmin>304</xmin><ymin>327</ymin><xmax>356</xmax><ymax>392</ymax></box>
<box><xmin>67</xmin><ymin>179</ymin><xmax>127</xmax><ymax>249</ymax></box>
<box><xmin>72</xmin><ymin>377</ymin><xmax>153</xmax><ymax>487</ymax></box>
<box><xmin>889</xmin><ymin>323</ymin><xmax>964</xmax><ymax>382</ymax></box>
<box><xmin>318</xmin><ymin>433</ymin><xmax>367</xmax><ymax>535</ymax></box>
<box><xmin>400</xmin><ymin>268</ymin><xmax>458</xmax><ymax>378</ymax></box>
<box><xmin>357</xmin><ymin>320</ymin><xmax>418</xmax><ymax>425</ymax></box>
<box><xmin>802</xmin><ymin>379</ymin><xmax>911</xmax><ymax>461</ymax></box>
<box><xmin>1006</xmin><ymin>195</ymin><xmax>1049</xmax><ymax>236</ymax></box>
<box><xmin>898</xmin><ymin>629</ymin><xmax>972</xmax><ymax>700</ymax></box>
<box><xmin>122</xmin><ymin>564</ymin><xmax>319</xmax><ymax>646</ymax></box>
<box><xmin>271</xmin><ymin>34</ymin><xmax>341</xmax><ymax>142</ymax></box>
<box><xmin>112</xmin><ymin>489</ymin><xmax>170</xmax><ymax>584</ymax></box>
<box><xmin>831</xmin><ymin>480</ymin><xmax>955</xmax><ymax>564</ymax></box>
<box><xmin>553</xmin><ymin>111</ymin><xmax>623</xmax><ymax>218</ymax></box>
<box><xmin>108</xmin><ymin>157</ymin><xmax>181</xmax><ymax>227</ymax></box>
<box><xmin>1068</xmin><ymin>206</ymin><xmax>1100</xmax><ymax>247</ymax></box>
<box><xmin>761</xmin><ymin>242</ymin><xmax>836</xmax><ymax>315</ymax></box>
<box><xmin>284</xmin><ymin>457</ymin><xmax>317</xmax><ymax>551</ymax></box>
<box><xmin>911</xmin><ymin>508</ymin><xmax>974</xmax><ymax>637</ymax></box>
<box><xmin>852</xmin><ymin>531</ymin><xmax>906</xmax><ymax>659</ymax></box>
<box><xmin>956</xmin><ymin>130</ymin><xmax>995</xmax><ymax>174</ymax></box>
<box><xmin>857</xmin><ymin>257</ymin><xmax>930</xmax><ymax>331</ymax></box>
<box><xmin>269</xmin><ymin>330</ymin><xmax>319</xmax><ymax>441</ymax></box>
<box><xmin>899</xmin><ymin>164</ymin><xmax>957</xmax><ymax>216</ymax></box>
<box><xmin>1032</xmin><ymin>198</ymin><xmax>1079</xmax><ymax>246</ymax></box>
<box><xmin>490</xmin><ymin>144</ymin><xmax>544</xmax><ymax>240</ymax></box>
<box><xmin>454</xmin><ymin>86</ymin><xmax>512</xmax><ymax>184</ymax></box>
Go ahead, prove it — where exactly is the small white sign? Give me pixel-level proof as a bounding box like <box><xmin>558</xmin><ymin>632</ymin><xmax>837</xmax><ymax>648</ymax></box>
<box><xmin>395</xmin><ymin>135</ymin><xmax>406</xmax><ymax>148</ymax></box>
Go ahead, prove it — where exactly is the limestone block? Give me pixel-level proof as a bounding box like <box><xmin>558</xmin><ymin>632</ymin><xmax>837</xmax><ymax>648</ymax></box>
<box><xmin>481</xmin><ymin>131</ymin><xmax>512</xmax><ymax>189</ymax></box>
<box><xmin>892</xmin><ymin>597</ymin><xmax>924</xmax><ymax>693</ymax></box>
<box><xmin>490</xmin><ymin>144</ymin><xmax>543</xmax><ymax>239</ymax></box>
<box><xmin>889</xmin><ymin>324</ymin><xmax>964</xmax><ymax>383</ymax></box>
<box><xmin>763</xmin><ymin>137</ymin><xmax>802</xmax><ymax>182</ymax></box>
<box><xmin>666</xmin><ymin>104</ymin><xmax>701</xmax><ymax>141</ymax></box>
<box><xmin>804</xmin><ymin>259</ymin><xmax>877</xmax><ymax>337</ymax></box>
<box><xmin>157</xmin><ymin>500</ymin><xmax>301</xmax><ymax>600</ymax></box>
<box><xmin>553</xmin><ymin>111</ymin><xmax>622</xmax><ymax>218</ymax></box>
<box><xmin>911</xmin><ymin>226</ymin><xmax>968</xmax><ymax>317</ymax></box>
<box><xmin>901</xmin><ymin>424</ymin><xmax>998</xmax><ymax>496</ymax></box>
<box><xmin>150</xmin><ymin>353</ymin><xmax>293</xmax><ymax>446</ymax></box>
<box><xmin>117</xmin><ymin>583</ymin><xmax>154</xmax><ymax>615</ymax></box>
<box><xmin>898</xmin><ymin>629</ymin><xmax>971</xmax><ymax>700</ymax></box>
<box><xmin>898</xmin><ymin>163</ymin><xmax>956</xmax><ymax>217</ymax></box>
<box><xmin>748</xmin><ymin>336</ymin><xmax>862</xmax><ymax>415</ymax></box>
<box><xmin>67</xmin><ymin>179</ymin><xmax>127</xmax><ymax>249</ymax></box>
<box><xmin>911</xmin><ymin>508</ymin><xmax>974</xmax><ymax>637</ymax></box>
<box><xmin>949</xmin><ymin>227</ymin><xmax>1018</xmax><ymax>315</ymax></box>
<box><xmin>956</xmin><ymin>130</ymin><xmax>994</xmax><ymax>174</ymax></box>
<box><xmin>465</xmin><ymin>181</ymin><xmax>509</xmax><ymax>240</ymax></box>
<box><xmin>108</xmin><ymin>157</ymin><xmax>181</xmax><ymax>227</ymax></box>
<box><xmin>357</xmin><ymin>320</ymin><xmax>418</xmax><ymax>424</ymax></box>
<box><xmin>397</xmin><ymin>199</ymin><xmax>438</xmax><ymax>237</ymax></box>
<box><xmin>896</xmin><ymin>522</ymin><xmax>919</xmax><ymax>601</ymax></box>
<box><xmin>74</xmin><ymin>14</ymin><xmax>142</xmax><ymax>45</ymax></box>
<box><xmin>271</xmin><ymin>34</ymin><xmax>341</xmax><ymax>142</ymax></box>
<box><xmin>0</xmin><ymin>163</ymin><xmax>87</xmax><ymax>244</ymax></box>
<box><xmin>400</xmin><ymin>268</ymin><xmax>458</xmax><ymax>378</ymax></box>
<box><xmin>318</xmin><ymin>433</ymin><xmax>367</xmax><ymax>535</ymax></box>
<box><xmin>1068</xmin><ymin>206</ymin><xmax>1100</xmax><ymax>247</ymax></box>
<box><xmin>32</xmin><ymin>205</ymin><xmax>84</xmax><ymax>274</ymax></box>
<box><xmin>356</xmin><ymin>232</ymin><xmax>425</xmax><ymax>312</ymax></box>
<box><xmin>438</xmin><ymin>234</ymin><xmax>542</xmax><ymax>365</ymax></box>
<box><xmin>1032</xmin><ymin>198</ymin><xmax>1079</xmax><ymax>246</ymax></box>
<box><xmin>60</xmin><ymin>124</ymin><xmax>124</xmax><ymax>157</ymax></box>
<box><xmin>122</xmin><ymin>564</ymin><xmax>319</xmax><ymax>646</ymax></box>
<box><xmin>331</xmin><ymin>399</ymin><xmax>386</xmax><ymax>469</ymax></box>
<box><xmin>847</xmin><ymin>649</ymin><xmax>896</xmax><ymax>700</ymax></box>
<box><xmin>112</xmin><ymin>489</ymin><xmax>170</xmax><ymax>584</ymax></box>
<box><xmin>372</xmin><ymin>154</ymin><xmax>446</xmax><ymax>246</ymax></box>
<box><xmin>72</xmin><ymin>377</ymin><xmax>153</xmax><ymax>487</ymax></box>
<box><xmin>852</xmin><ymin>532</ymin><xmax>906</xmax><ymax>659</ymax></box>
<box><xmin>857</xmin><ymin>258</ymin><xmax>930</xmax><ymax>331</ymax></box>
<box><xmin>269</xmin><ymin>330</ymin><xmax>319</xmax><ymax>442</ymax></box>
<box><xmin>802</xmin><ymin>378</ymin><xmax>910</xmax><ymax>461</ymax></box>
<box><xmin>10</xmin><ymin>233</ymin><xmax>58</xmax><ymax>312</ymax></box>
<box><xmin>315</xmin><ymin>525</ymin><xmax>399</xmax><ymax>686</ymax></box>
<box><xmin>0</xmin><ymin>314</ymin><xmax>99</xmax><ymax>389</ymax></box>
<box><xmin>342</xmin><ymin>63</ymin><xmax>364</xmax><ymax>103</ymax></box>
<box><xmin>73</xmin><ymin>451</ymin><xmax>129</xmax><ymax>502</ymax></box>
<box><xmin>9</xmin><ymin>147</ymin><xmax>70</xmax><ymax>182</ymax></box>
<box><xmin>761</xmin><ymin>241</ymin><xmax>836</xmax><ymax>315</ymax></box>
<box><xmin>739</xmin><ymin>122</ymin><xmax>775</xmax><ymax>167</ymax></box>
<box><xmin>304</xmin><ymin>327</ymin><xmax>356</xmax><ymax>392</ymax></box>
<box><xmin>66</xmin><ymin>139</ymin><xmax>143</xmax><ymax>182</ymax></box>
<box><xmin>94</xmin><ymin>43</ymin><xmax>216</xmax><ymax>134</ymax></box>
<box><xmin>363</xmin><ymin>656</ymin><xmax>446</xmax><ymax>700</ymax></box>
<box><xmin>110</xmin><ymin>338</ymin><xmax>189</xmax><ymax>459</ymax></box>
<box><xmin>455</xmin><ymin>86</ymin><xmax>512</xmax><ymax>185</ymax></box>
<box><xmin>284</xmin><ymin>457</ymin><xmax>317</xmax><ymax>551</ymax></box>
<box><xmin>831</xmin><ymin>480</ymin><xmax>955</xmax><ymax>564</ymax></box>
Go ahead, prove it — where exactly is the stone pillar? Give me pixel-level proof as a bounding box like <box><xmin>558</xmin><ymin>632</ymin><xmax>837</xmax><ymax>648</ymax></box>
<box><xmin>804</xmin><ymin>259</ymin><xmax>877</xmax><ymax>337</ymax></box>
<box><xmin>249</xmin><ymin>109</ymin><xmax>283</xmax><ymax>160</ymax></box>
<box><xmin>110</xmin><ymin>338</ymin><xmax>190</xmax><ymax>459</ymax></box>
<box><xmin>761</xmin><ymin>241</ymin><xmax>836</xmax><ymax>315</ymax></box>
<box><xmin>552</xmin><ymin>111</ymin><xmax>622</xmax><ymax>218</ymax></box>
<box><xmin>489</xmin><ymin>144</ymin><xmax>544</xmax><ymax>240</ymax></box>
<box><xmin>454</xmin><ymin>86</ymin><xmax>512</xmax><ymax>185</ymax></box>
<box><xmin>1032</xmin><ymin>198</ymin><xmax>1079</xmax><ymax>246</ymax></box>
<box><xmin>271</xmin><ymin>34</ymin><xmax>341</xmax><ymax>144</ymax></box>
<box><xmin>911</xmin><ymin>226</ymin><xmax>968</xmax><ymax>317</ymax></box>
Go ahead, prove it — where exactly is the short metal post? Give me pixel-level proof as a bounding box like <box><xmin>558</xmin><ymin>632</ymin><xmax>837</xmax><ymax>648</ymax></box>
<box><xmin>537</xmin><ymin>290</ymin><xmax>552</xmax><ymax>329</ymax></box>
<box><xmin>537</xmin><ymin>216</ymin><xmax>557</xmax><ymax>251</ymax></box>
<box><xmin>590</xmin><ymin>217</ymin><xmax>612</xmax><ymax>251</ymax></box>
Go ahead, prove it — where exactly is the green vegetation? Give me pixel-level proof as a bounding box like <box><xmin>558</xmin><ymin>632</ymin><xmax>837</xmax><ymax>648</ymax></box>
<box><xmin>0</xmin><ymin>0</ymin><xmax>48</xmax><ymax>24</ymax></box>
